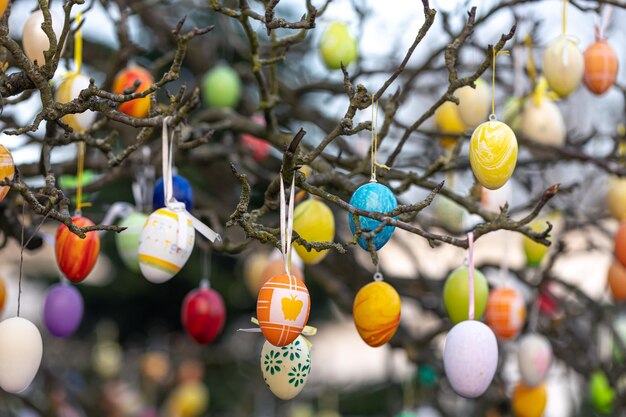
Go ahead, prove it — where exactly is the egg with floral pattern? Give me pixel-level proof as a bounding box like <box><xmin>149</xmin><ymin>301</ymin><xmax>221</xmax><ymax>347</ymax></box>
<box><xmin>469</xmin><ymin>120</ymin><xmax>518</xmax><ymax>190</ymax></box>
<box><xmin>261</xmin><ymin>335</ymin><xmax>311</xmax><ymax>400</ymax></box>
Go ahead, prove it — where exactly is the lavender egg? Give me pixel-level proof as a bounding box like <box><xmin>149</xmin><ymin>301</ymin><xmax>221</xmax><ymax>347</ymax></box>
<box><xmin>43</xmin><ymin>284</ymin><xmax>84</xmax><ymax>338</ymax></box>
<box><xmin>443</xmin><ymin>320</ymin><xmax>498</xmax><ymax>398</ymax></box>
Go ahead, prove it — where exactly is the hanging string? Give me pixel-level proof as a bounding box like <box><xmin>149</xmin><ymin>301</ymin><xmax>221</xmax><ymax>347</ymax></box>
<box><xmin>529</xmin><ymin>293</ymin><xmax>541</xmax><ymax>332</ymax></box>
<box><xmin>373</xmin><ymin>263</ymin><xmax>383</xmax><ymax>282</ymax></box>
<box><xmin>491</xmin><ymin>48</ymin><xmax>510</xmax><ymax>119</ymax></box>
<box><xmin>599</xmin><ymin>5</ymin><xmax>613</xmax><ymax>39</ymax></box>
<box><xmin>74</xmin><ymin>12</ymin><xmax>83</xmax><ymax>75</ymax></box>
<box><xmin>370</xmin><ymin>96</ymin><xmax>389</xmax><ymax>182</ymax></box>
<box><xmin>562</xmin><ymin>0</ymin><xmax>568</xmax><ymax>36</ymax></box>
<box><xmin>467</xmin><ymin>232</ymin><xmax>475</xmax><ymax>321</ymax></box>
<box><xmin>279</xmin><ymin>174</ymin><xmax>295</xmax><ymax>276</ymax></box>
<box><xmin>17</xmin><ymin>205</ymin><xmax>51</xmax><ymax>317</ymax></box>
<box><xmin>200</xmin><ymin>245</ymin><xmax>211</xmax><ymax>289</ymax></box>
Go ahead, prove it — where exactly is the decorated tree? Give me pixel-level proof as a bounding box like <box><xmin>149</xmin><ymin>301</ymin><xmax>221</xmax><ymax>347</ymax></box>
<box><xmin>0</xmin><ymin>0</ymin><xmax>624</xmax><ymax>416</ymax></box>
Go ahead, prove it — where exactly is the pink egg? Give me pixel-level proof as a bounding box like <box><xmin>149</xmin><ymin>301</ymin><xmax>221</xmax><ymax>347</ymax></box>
<box><xmin>443</xmin><ymin>320</ymin><xmax>498</xmax><ymax>398</ymax></box>
<box><xmin>517</xmin><ymin>333</ymin><xmax>552</xmax><ymax>387</ymax></box>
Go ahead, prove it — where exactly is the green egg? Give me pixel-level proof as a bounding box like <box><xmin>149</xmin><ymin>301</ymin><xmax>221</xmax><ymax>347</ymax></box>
<box><xmin>443</xmin><ymin>266</ymin><xmax>489</xmax><ymax>324</ymax></box>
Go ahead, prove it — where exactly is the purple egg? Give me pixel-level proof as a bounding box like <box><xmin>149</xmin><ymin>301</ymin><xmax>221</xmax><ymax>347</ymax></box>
<box><xmin>43</xmin><ymin>284</ymin><xmax>84</xmax><ymax>338</ymax></box>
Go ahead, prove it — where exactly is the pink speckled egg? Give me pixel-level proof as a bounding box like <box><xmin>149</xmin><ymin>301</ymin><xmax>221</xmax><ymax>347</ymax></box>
<box><xmin>517</xmin><ymin>333</ymin><xmax>552</xmax><ymax>387</ymax></box>
<box><xmin>443</xmin><ymin>320</ymin><xmax>498</xmax><ymax>398</ymax></box>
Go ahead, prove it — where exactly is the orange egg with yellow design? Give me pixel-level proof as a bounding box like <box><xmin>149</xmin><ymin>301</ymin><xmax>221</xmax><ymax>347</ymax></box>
<box><xmin>353</xmin><ymin>280</ymin><xmax>401</xmax><ymax>347</ymax></box>
<box><xmin>112</xmin><ymin>66</ymin><xmax>153</xmax><ymax>118</ymax></box>
<box><xmin>257</xmin><ymin>273</ymin><xmax>310</xmax><ymax>346</ymax></box>
<box><xmin>0</xmin><ymin>144</ymin><xmax>15</xmax><ymax>203</ymax></box>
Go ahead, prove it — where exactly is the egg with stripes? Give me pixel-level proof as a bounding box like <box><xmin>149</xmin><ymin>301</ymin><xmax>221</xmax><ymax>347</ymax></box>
<box><xmin>261</xmin><ymin>335</ymin><xmax>311</xmax><ymax>400</ymax></box>
<box><xmin>469</xmin><ymin>120</ymin><xmax>518</xmax><ymax>190</ymax></box>
<box><xmin>257</xmin><ymin>274</ymin><xmax>310</xmax><ymax>347</ymax></box>
<box><xmin>485</xmin><ymin>288</ymin><xmax>526</xmax><ymax>341</ymax></box>
<box><xmin>353</xmin><ymin>281</ymin><xmax>401</xmax><ymax>347</ymax></box>
<box><xmin>138</xmin><ymin>208</ymin><xmax>195</xmax><ymax>284</ymax></box>
<box><xmin>55</xmin><ymin>216</ymin><xmax>100</xmax><ymax>283</ymax></box>
<box><xmin>583</xmin><ymin>39</ymin><xmax>618</xmax><ymax>95</ymax></box>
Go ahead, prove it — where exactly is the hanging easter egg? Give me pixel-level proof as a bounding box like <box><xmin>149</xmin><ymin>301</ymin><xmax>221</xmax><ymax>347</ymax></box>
<box><xmin>469</xmin><ymin>120</ymin><xmax>518</xmax><ymax>190</ymax></box>
<box><xmin>589</xmin><ymin>371</ymin><xmax>615</xmax><ymax>415</ymax></box>
<box><xmin>202</xmin><ymin>66</ymin><xmax>242</xmax><ymax>109</ymax></box>
<box><xmin>353</xmin><ymin>281</ymin><xmax>401</xmax><ymax>347</ymax></box>
<box><xmin>443</xmin><ymin>320</ymin><xmax>498</xmax><ymax>398</ymax></box>
<box><xmin>115</xmin><ymin>212</ymin><xmax>148</xmax><ymax>272</ymax></box>
<box><xmin>293</xmin><ymin>199</ymin><xmax>335</xmax><ymax>264</ymax></box>
<box><xmin>43</xmin><ymin>283</ymin><xmax>84</xmax><ymax>338</ymax></box>
<box><xmin>434</xmin><ymin>101</ymin><xmax>466</xmax><ymax>148</ymax></box>
<box><xmin>349</xmin><ymin>182</ymin><xmax>397</xmax><ymax>251</ymax></box>
<box><xmin>0</xmin><ymin>277</ymin><xmax>5</xmax><ymax>314</ymax></box>
<box><xmin>456</xmin><ymin>79</ymin><xmax>490</xmax><ymax>129</ymax></box>
<box><xmin>606</xmin><ymin>178</ymin><xmax>626</xmax><ymax>221</ymax></box>
<box><xmin>522</xmin><ymin>221</ymin><xmax>550</xmax><ymax>268</ymax></box>
<box><xmin>443</xmin><ymin>266</ymin><xmax>489</xmax><ymax>324</ymax></box>
<box><xmin>55</xmin><ymin>74</ymin><xmax>97</xmax><ymax>132</ymax></box>
<box><xmin>257</xmin><ymin>274</ymin><xmax>310</xmax><ymax>347</ymax></box>
<box><xmin>0</xmin><ymin>144</ymin><xmax>15</xmax><ymax>203</ymax></box>
<box><xmin>613</xmin><ymin>222</ymin><xmax>626</xmax><ymax>268</ymax></box>
<box><xmin>112</xmin><ymin>66</ymin><xmax>154</xmax><ymax>118</ymax></box>
<box><xmin>0</xmin><ymin>1</ymin><xmax>7</xmax><ymax>17</ymax></box>
<box><xmin>181</xmin><ymin>287</ymin><xmax>226</xmax><ymax>344</ymax></box>
<box><xmin>241</xmin><ymin>115</ymin><xmax>271</xmax><ymax>161</ymax></box>
<box><xmin>261</xmin><ymin>335</ymin><xmax>311</xmax><ymax>400</ymax></box>
<box><xmin>153</xmin><ymin>175</ymin><xmax>194</xmax><ymax>211</ymax></box>
<box><xmin>166</xmin><ymin>382</ymin><xmax>210</xmax><ymax>417</ymax></box>
<box><xmin>434</xmin><ymin>196</ymin><xmax>465</xmax><ymax>231</ymax></box>
<box><xmin>543</xmin><ymin>36</ymin><xmax>584</xmax><ymax>98</ymax></box>
<box><xmin>244</xmin><ymin>251</ymin><xmax>271</xmax><ymax>297</ymax></box>
<box><xmin>517</xmin><ymin>334</ymin><xmax>552</xmax><ymax>387</ymax></box>
<box><xmin>485</xmin><ymin>288</ymin><xmax>526</xmax><ymax>341</ymax></box>
<box><xmin>608</xmin><ymin>262</ymin><xmax>626</xmax><ymax>302</ymax></box>
<box><xmin>0</xmin><ymin>317</ymin><xmax>43</xmax><ymax>393</ymax></box>
<box><xmin>521</xmin><ymin>98</ymin><xmax>566</xmax><ymax>149</ymax></box>
<box><xmin>319</xmin><ymin>22</ymin><xmax>358</xmax><ymax>70</ymax></box>
<box><xmin>22</xmin><ymin>9</ymin><xmax>63</xmax><ymax>66</ymax></box>
<box><xmin>583</xmin><ymin>39</ymin><xmax>618</xmax><ymax>95</ymax></box>
<box><xmin>138</xmin><ymin>208</ymin><xmax>195</xmax><ymax>284</ymax></box>
<box><xmin>512</xmin><ymin>383</ymin><xmax>547</xmax><ymax>417</ymax></box>
<box><xmin>55</xmin><ymin>216</ymin><xmax>101</xmax><ymax>283</ymax></box>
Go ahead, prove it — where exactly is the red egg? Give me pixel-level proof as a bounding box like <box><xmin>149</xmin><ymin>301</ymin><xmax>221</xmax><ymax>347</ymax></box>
<box><xmin>55</xmin><ymin>216</ymin><xmax>100</xmax><ymax>283</ymax></box>
<box><xmin>241</xmin><ymin>116</ymin><xmax>270</xmax><ymax>161</ymax></box>
<box><xmin>583</xmin><ymin>39</ymin><xmax>618</xmax><ymax>95</ymax></box>
<box><xmin>181</xmin><ymin>287</ymin><xmax>226</xmax><ymax>344</ymax></box>
<box><xmin>112</xmin><ymin>66</ymin><xmax>153</xmax><ymax>118</ymax></box>
<box><xmin>614</xmin><ymin>223</ymin><xmax>626</xmax><ymax>268</ymax></box>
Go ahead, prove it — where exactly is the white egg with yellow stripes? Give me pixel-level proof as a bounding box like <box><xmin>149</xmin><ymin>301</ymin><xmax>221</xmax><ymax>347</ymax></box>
<box><xmin>138</xmin><ymin>208</ymin><xmax>195</xmax><ymax>284</ymax></box>
<box><xmin>55</xmin><ymin>73</ymin><xmax>96</xmax><ymax>133</ymax></box>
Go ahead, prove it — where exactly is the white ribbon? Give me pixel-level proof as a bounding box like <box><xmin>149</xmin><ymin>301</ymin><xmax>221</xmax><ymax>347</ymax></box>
<box><xmin>279</xmin><ymin>174</ymin><xmax>296</xmax><ymax>276</ymax></box>
<box><xmin>162</xmin><ymin>117</ymin><xmax>220</xmax><ymax>250</ymax></box>
<box><xmin>599</xmin><ymin>5</ymin><xmax>613</xmax><ymax>39</ymax></box>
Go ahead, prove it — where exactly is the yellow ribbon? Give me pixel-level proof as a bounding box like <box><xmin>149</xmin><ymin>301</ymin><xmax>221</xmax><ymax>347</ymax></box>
<box><xmin>524</xmin><ymin>34</ymin><xmax>536</xmax><ymax>88</ymax></box>
<box><xmin>491</xmin><ymin>49</ymin><xmax>510</xmax><ymax>117</ymax></box>
<box><xmin>248</xmin><ymin>317</ymin><xmax>317</xmax><ymax>339</ymax></box>
<box><xmin>562</xmin><ymin>0</ymin><xmax>568</xmax><ymax>36</ymax></box>
<box><xmin>74</xmin><ymin>12</ymin><xmax>82</xmax><ymax>75</ymax></box>
<box><xmin>531</xmin><ymin>77</ymin><xmax>560</xmax><ymax>106</ymax></box>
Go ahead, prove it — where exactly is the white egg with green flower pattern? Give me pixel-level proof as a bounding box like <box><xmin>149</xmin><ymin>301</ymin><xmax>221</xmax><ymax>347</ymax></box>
<box><xmin>260</xmin><ymin>335</ymin><xmax>311</xmax><ymax>400</ymax></box>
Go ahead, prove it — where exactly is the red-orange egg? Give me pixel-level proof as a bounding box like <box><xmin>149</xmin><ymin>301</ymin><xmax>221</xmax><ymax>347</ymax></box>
<box><xmin>55</xmin><ymin>216</ymin><xmax>100</xmax><ymax>283</ymax></box>
<box><xmin>112</xmin><ymin>66</ymin><xmax>153</xmax><ymax>118</ymax></box>
<box><xmin>485</xmin><ymin>287</ymin><xmax>526</xmax><ymax>341</ymax></box>
<box><xmin>583</xmin><ymin>39</ymin><xmax>618</xmax><ymax>95</ymax></box>
<box><xmin>608</xmin><ymin>262</ymin><xmax>626</xmax><ymax>302</ymax></box>
<box><xmin>614</xmin><ymin>223</ymin><xmax>626</xmax><ymax>268</ymax></box>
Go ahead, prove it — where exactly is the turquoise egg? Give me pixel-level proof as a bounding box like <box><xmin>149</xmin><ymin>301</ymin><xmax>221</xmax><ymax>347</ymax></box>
<box><xmin>348</xmin><ymin>182</ymin><xmax>397</xmax><ymax>250</ymax></box>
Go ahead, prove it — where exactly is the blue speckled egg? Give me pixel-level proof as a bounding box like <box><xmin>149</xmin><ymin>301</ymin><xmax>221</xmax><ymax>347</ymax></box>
<box><xmin>348</xmin><ymin>182</ymin><xmax>397</xmax><ymax>250</ymax></box>
<box><xmin>152</xmin><ymin>175</ymin><xmax>194</xmax><ymax>211</ymax></box>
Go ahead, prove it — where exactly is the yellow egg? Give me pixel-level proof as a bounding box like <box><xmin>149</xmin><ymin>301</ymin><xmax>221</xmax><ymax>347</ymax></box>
<box><xmin>243</xmin><ymin>251</ymin><xmax>271</xmax><ymax>297</ymax></box>
<box><xmin>543</xmin><ymin>36</ymin><xmax>584</xmax><ymax>98</ymax></box>
<box><xmin>512</xmin><ymin>383</ymin><xmax>547</xmax><ymax>417</ymax></box>
<box><xmin>353</xmin><ymin>281</ymin><xmax>401</xmax><ymax>347</ymax></box>
<box><xmin>456</xmin><ymin>79</ymin><xmax>490</xmax><ymax>129</ymax></box>
<box><xmin>293</xmin><ymin>199</ymin><xmax>335</xmax><ymax>264</ymax></box>
<box><xmin>167</xmin><ymin>382</ymin><xmax>209</xmax><ymax>417</ymax></box>
<box><xmin>521</xmin><ymin>98</ymin><xmax>566</xmax><ymax>150</ymax></box>
<box><xmin>469</xmin><ymin>120</ymin><xmax>518</xmax><ymax>190</ymax></box>
<box><xmin>434</xmin><ymin>101</ymin><xmax>466</xmax><ymax>148</ymax></box>
<box><xmin>55</xmin><ymin>73</ymin><xmax>97</xmax><ymax>133</ymax></box>
<box><xmin>607</xmin><ymin>178</ymin><xmax>626</xmax><ymax>221</ymax></box>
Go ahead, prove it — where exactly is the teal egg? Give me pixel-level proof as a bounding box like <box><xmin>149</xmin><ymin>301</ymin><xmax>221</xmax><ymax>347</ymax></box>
<box><xmin>348</xmin><ymin>182</ymin><xmax>397</xmax><ymax>250</ymax></box>
<box><xmin>115</xmin><ymin>212</ymin><xmax>148</xmax><ymax>272</ymax></box>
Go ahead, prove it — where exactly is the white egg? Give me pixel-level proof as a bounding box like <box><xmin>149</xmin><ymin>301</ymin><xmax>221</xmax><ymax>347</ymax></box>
<box><xmin>517</xmin><ymin>333</ymin><xmax>552</xmax><ymax>387</ymax></box>
<box><xmin>456</xmin><ymin>80</ymin><xmax>490</xmax><ymax>129</ymax></box>
<box><xmin>138</xmin><ymin>208</ymin><xmax>195</xmax><ymax>284</ymax></box>
<box><xmin>521</xmin><ymin>99</ymin><xmax>566</xmax><ymax>149</ymax></box>
<box><xmin>55</xmin><ymin>74</ymin><xmax>97</xmax><ymax>133</ymax></box>
<box><xmin>261</xmin><ymin>335</ymin><xmax>311</xmax><ymax>400</ymax></box>
<box><xmin>0</xmin><ymin>317</ymin><xmax>43</xmax><ymax>393</ymax></box>
<box><xmin>443</xmin><ymin>320</ymin><xmax>498</xmax><ymax>398</ymax></box>
<box><xmin>22</xmin><ymin>10</ymin><xmax>64</xmax><ymax>67</ymax></box>
<box><xmin>543</xmin><ymin>36</ymin><xmax>584</xmax><ymax>97</ymax></box>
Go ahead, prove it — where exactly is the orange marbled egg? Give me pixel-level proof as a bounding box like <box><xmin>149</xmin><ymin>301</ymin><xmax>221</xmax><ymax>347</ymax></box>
<box><xmin>257</xmin><ymin>274</ymin><xmax>310</xmax><ymax>347</ymax></box>
<box><xmin>112</xmin><ymin>66</ymin><xmax>153</xmax><ymax>118</ymax></box>
<box><xmin>485</xmin><ymin>287</ymin><xmax>526</xmax><ymax>341</ymax></box>
<box><xmin>583</xmin><ymin>39</ymin><xmax>618</xmax><ymax>95</ymax></box>
<box><xmin>0</xmin><ymin>145</ymin><xmax>15</xmax><ymax>203</ymax></box>
<box><xmin>353</xmin><ymin>281</ymin><xmax>401</xmax><ymax>347</ymax></box>
<box><xmin>55</xmin><ymin>216</ymin><xmax>100</xmax><ymax>283</ymax></box>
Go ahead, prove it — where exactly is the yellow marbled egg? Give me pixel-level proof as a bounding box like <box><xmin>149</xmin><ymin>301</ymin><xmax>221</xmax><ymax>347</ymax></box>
<box><xmin>543</xmin><ymin>36</ymin><xmax>584</xmax><ymax>98</ymax></box>
<box><xmin>469</xmin><ymin>120</ymin><xmax>518</xmax><ymax>190</ymax></box>
<box><xmin>353</xmin><ymin>281</ymin><xmax>401</xmax><ymax>347</ymax></box>
<box><xmin>293</xmin><ymin>199</ymin><xmax>335</xmax><ymax>265</ymax></box>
